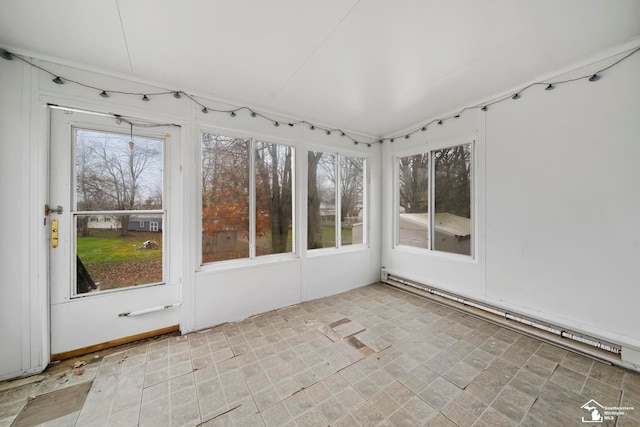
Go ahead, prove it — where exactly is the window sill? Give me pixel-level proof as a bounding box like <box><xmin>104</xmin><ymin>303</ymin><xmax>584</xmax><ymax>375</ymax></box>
<box><xmin>197</xmin><ymin>253</ymin><xmax>300</xmax><ymax>274</ymax></box>
<box><xmin>305</xmin><ymin>244</ymin><xmax>370</xmax><ymax>258</ymax></box>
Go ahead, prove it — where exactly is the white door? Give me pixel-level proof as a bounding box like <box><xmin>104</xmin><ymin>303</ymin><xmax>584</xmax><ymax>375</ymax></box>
<box><xmin>49</xmin><ymin>107</ymin><xmax>182</xmax><ymax>357</ymax></box>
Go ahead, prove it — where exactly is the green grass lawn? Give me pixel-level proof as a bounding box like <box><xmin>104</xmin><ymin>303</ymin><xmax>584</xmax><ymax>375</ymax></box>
<box><xmin>76</xmin><ymin>230</ymin><xmax>163</xmax><ymax>289</ymax></box>
<box><xmin>76</xmin><ymin>230</ymin><xmax>162</xmax><ymax>263</ymax></box>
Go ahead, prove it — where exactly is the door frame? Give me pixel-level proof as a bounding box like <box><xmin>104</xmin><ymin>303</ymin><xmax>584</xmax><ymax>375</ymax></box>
<box><xmin>43</xmin><ymin>99</ymin><xmax>190</xmax><ymax>361</ymax></box>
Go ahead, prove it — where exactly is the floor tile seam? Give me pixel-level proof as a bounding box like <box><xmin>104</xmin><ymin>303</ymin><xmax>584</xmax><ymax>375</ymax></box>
<box><xmin>509</xmin><ymin>350</ymin><xmax>555</xmax><ymax>414</ymax></box>
<box><xmin>508</xmin><ymin>359</ymin><xmax>560</xmax><ymax>425</ymax></box>
<box><xmin>470</xmin><ymin>352</ymin><xmax>543</xmax><ymax>426</ymax></box>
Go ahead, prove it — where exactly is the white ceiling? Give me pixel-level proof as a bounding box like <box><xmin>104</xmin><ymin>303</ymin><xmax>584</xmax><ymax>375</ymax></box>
<box><xmin>1</xmin><ymin>0</ymin><xmax>639</xmax><ymax>137</ymax></box>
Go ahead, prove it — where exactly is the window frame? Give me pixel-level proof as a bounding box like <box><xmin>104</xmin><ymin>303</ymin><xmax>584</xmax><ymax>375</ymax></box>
<box><xmin>199</xmin><ymin>128</ymin><xmax>297</xmax><ymax>268</ymax></box>
<box><xmin>394</xmin><ymin>138</ymin><xmax>474</xmax><ymax>259</ymax></box>
<box><xmin>306</xmin><ymin>147</ymin><xmax>368</xmax><ymax>253</ymax></box>
<box><xmin>71</xmin><ymin>124</ymin><xmax>168</xmax><ymax>296</ymax></box>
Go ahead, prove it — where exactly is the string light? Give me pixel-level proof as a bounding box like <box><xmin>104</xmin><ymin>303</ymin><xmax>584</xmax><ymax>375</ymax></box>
<box><xmin>378</xmin><ymin>45</ymin><xmax>640</xmax><ymax>143</ymax></box>
<box><xmin>2</xmin><ymin>45</ymin><xmax>637</xmax><ymax>147</ymax></box>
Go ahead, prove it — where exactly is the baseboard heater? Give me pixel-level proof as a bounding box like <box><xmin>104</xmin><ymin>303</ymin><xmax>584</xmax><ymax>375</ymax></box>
<box><xmin>380</xmin><ymin>270</ymin><xmax>626</xmax><ymax>367</ymax></box>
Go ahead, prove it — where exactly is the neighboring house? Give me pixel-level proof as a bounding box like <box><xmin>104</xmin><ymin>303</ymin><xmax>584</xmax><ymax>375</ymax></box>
<box><xmin>86</xmin><ymin>215</ymin><xmax>120</xmax><ymax>230</ymax></box>
<box><xmin>319</xmin><ymin>203</ymin><xmax>335</xmax><ymax>222</ymax></box>
<box><xmin>127</xmin><ymin>215</ymin><xmax>163</xmax><ymax>232</ymax></box>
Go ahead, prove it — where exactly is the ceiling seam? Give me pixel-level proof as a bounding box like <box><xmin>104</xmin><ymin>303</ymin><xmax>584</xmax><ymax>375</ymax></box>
<box><xmin>115</xmin><ymin>0</ymin><xmax>134</xmax><ymax>73</ymax></box>
<box><xmin>265</xmin><ymin>0</ymin><xmax>362</xmax><ymax>107</ymax></box>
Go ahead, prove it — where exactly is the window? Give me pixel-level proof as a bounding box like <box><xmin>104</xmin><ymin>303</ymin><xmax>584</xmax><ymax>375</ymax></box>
<box><xmin>201</xmin><ymin>133</ymin><xmax>294</xmax><ymax>264</ymax></box>
<box><xmin>308</xmin><ymin>151</ymin><xmax>365</xmax><ymax>250</ymax></box>
<box><xmin>74</xmin><ymin>129</ymin><xmax>164</xmax><ymax>293</ymax></box>
<box><xmin>397</xmin><ymin>142</ymin><xmax>472</xmax><ymax>256</ymax></box>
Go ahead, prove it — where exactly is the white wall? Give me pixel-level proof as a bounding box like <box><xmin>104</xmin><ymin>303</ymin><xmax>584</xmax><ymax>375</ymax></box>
<box><xmin>0</xmin><ymin>55</ymin><xmax>381</xmax><ymax>380</ymax></box>
<box><xmin>484</xmin><ymin>51</ymin><xmax>640</xmax><ymax>351</ymax></box>
<box><xmin>382</xmin><ymin>46</ymin><xmax>640</xmax><ymax>366</ymax></box>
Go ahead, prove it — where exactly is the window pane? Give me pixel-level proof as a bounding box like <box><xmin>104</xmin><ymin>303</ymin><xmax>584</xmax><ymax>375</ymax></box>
<box><xmin>308</xmin><ymin>151</ymin><xmax>336</xmax><ymax>249</ymax></box>
<box><xmin>340</xmin><ymin>156</ymin><xmax>364</xmax><ymax>246</ymax></box>
<box><xmin>76</xmin><ymin>130</ymin><xmax>163</xmax><ymax>211</ymax></box>
<box><xmin>398</xmin><ymin>153</ymin><xmax>429</xmax><ymax>248</ymax></box>
<box><xmin>433</xmin><ymin>144</ymin><xmax>472</xmax><ymax>255</ymax></box>
<box><xmin>201</xmin><ymin>134</ymin><xmax>250</xmax><ymax>263</ymax></box>
<box><xmin>255</xmin><ymin>141</ymin><xmax>294</xmax><ymax>256</ymax></box>
<box><xmin>75</xmin><ymin>214</ymin><xmax>163</xmax><ymax>294</ymax></box>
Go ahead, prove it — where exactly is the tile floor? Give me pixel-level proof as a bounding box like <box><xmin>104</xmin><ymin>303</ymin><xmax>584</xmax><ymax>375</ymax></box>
<box><xmin>1</xmin><ymin>283</ymin><xmax>639</xmax><ymax>426</ymax></box>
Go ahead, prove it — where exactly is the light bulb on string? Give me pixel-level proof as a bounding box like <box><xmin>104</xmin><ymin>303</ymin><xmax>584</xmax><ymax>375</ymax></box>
<box><xmin>173</xmin><ymin>91</ymin><xmax>182</xmax><ymax>99</ymax></box>
<box><xmin>545</xmin><ymin>84</ymin><xmax>554</xmax><ymax>91</ymax></box>
<box><xmin>512</xmin><ymin>93</ymin><xmax>521</xmax><ymax>100</ymax></box>
<box><xmin>100</xmin><ymin>90</ymin><xmax>109</xmax><ymax>98</ymax></box>
<box><xmin>1</xmin><ymin>49</ymin><xmax>13</xmax><ymax>60</ymax></box>
<box><xmin>128</xmin><ymin>123</ymin><xmax>134</xmax><ymax>151</ymax></box>
<box><xmin>201</xmin><ymin>107</ymin><xmax>208</xmax><ymax>114</ymax></box>
<box><xmin>52</xmin><ymin>76</ymin><xmax>63</xmax><ymax>84</ymax></box>
<box><xmin>589</xmin><ymin>74</ymin><xmax>600</xmax><ymax>82</ymax></box>
<box><xmin>142</xmin><ymin>95</ymin><xmax>150</xmax><ymax>102</ymax></box>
